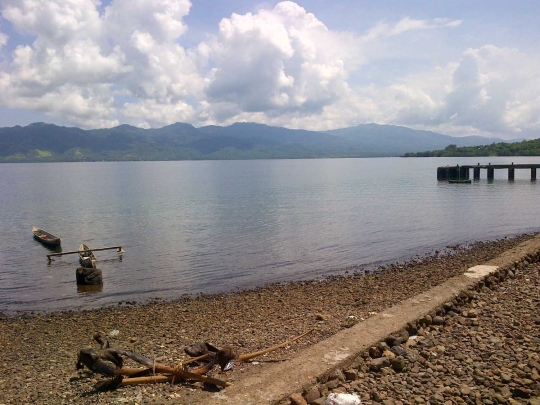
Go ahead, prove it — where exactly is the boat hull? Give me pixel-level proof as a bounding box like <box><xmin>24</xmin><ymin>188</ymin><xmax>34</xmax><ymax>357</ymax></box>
<box><xmin>79</xmin><ymin>244</ymin><xmax>97</xmax><ymax>268</ymax></box>
<box><xmin>32</xmin><ymin>227</ymin><xmax>61</xmax><ymax>246</ymax></box>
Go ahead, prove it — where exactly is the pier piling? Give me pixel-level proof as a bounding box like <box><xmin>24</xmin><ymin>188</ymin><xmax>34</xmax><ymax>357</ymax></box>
<box><xmin>508</xmin><ymin>167</ymin><xmax>515</xmax><ymax>181</ymax></box>
<box><xmin>437</xmin><ymin>163</ymin><xmax>540</xmax><ymax>182</ymax></box>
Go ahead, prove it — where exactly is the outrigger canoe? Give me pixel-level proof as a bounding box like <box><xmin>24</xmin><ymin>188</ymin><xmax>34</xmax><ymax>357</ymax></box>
<box><xmin>79</xmin><ymin>244</ymin><xmax>97</xmax><ymax>268</ymax></box>
<box><xmin>32</xmin><ymin>226</ymin><xmax>61</xmax><ymax>247</ymax></box>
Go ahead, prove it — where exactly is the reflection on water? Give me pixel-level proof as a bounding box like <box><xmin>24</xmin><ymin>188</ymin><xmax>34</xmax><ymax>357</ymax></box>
<box><xmin>34</xmin><ymin>240</ymin><xmax>63</xmax><ymax>254</ymax></box>
<box><xmin>77</xmin><ymin>284</ymin><xmax>104</xmax><ymax>295</ymax></box>
<box><xmin>1</xmin><ymin>156</ymin><xmax>540</xmax><ymax>312</ymax></box>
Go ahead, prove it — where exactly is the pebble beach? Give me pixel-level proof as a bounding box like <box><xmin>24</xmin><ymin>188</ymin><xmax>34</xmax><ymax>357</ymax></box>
<box><xmin>0</xmin><ymin>234</ymin><xmax>539</xmax><ymax>405</ymax></box>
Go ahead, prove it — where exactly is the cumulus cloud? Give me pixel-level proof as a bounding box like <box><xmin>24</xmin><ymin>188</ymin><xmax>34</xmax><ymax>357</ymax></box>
<box><xmin>0</xmin><ymin>0</ymin><xmax>202</xmax><ymax>128</ymax></box>
<box><xmin>2</xmin><ymin>0</ymin><xmax>103</xmax><ymax>43</ymax></box>
<box><xmin>0</xmin><ymin>29</ymin><xmax>7</xmax><ymax>50</ymax></box>
<box><xmin>0</xmin><ymin>0</ymin><xmax>538</xmax><ymax>138</ymax></box>
<box><xmin>203</xmin><ymin>2</ymin><xmax>352</xmax><ymax>123</ymax></box>
<box><xmin>337</xmin><ymin>44</ymin><xmax>540</xmax><ymax>138</ymax></box>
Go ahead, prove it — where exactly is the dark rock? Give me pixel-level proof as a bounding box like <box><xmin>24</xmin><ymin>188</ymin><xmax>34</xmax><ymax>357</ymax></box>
<box><xmin>421</xmin><ymin>314</ymin><xmax>432</xmax><ymax>326</ymax></box>
<box><xmin>392</xmin><ymin>356</ymin><xmax>407</xmax><ymax>372</ymax></box>
<box><xmin>406</xmin><ymin>322</ymin><xmax>419</xmax><ymax>336</ymax></box>
<box><xmin>395</xmin><ymin>330</ymin><xmax>409</xmax><ymax>345</ymax></box>
<box><xmin>511</xmin><ymin>387</ymin><xmax>532</xmax><ymax>398</ymax></box>
<box><xmin>184</xmin><ymin>342</ymin><xmax>209</xmax><ymax>357</ymax></box>
<box><xmin>328</xmin><ymin>369</ymin><xmax>346</xmax><ymax>383</ymax></box>
<box><xmin>369</xmin><ymin>346</ymin><xmax>382</xmax><ymax>358</ymax></box>
<box><xmin>443</xmin><ymin>302</ymin><xmax>455</xmax><ymax>311</ymax></box>
<box><xmin>343</xmin><ymin>369</ymin><xmax>358</xmax><ymax>381</ymax></box>
<box><xmin>385</xmin><ymin>335</ymin><xmax>397</xmax><ymax>347</ymax></box>
<box><xmin>377</xmin><ymin>341</ymin><xmax>391</xmax><ymax>352</ymax></box>
<box><xmin>432</xmin><ymin>316</ymin><xmax>445</xmax><ymax>326</ymax></box>
<box><xmin>76</xmin><ymin>267</ymin><xmax>103</xmax><ymax>285</ymax></box>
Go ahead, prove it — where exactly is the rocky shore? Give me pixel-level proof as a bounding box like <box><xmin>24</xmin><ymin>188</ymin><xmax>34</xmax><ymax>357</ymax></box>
<box><xmin>0</xmin><ymin>234</ymin><xmax>538</xmax><ymax>405</ymax></box>
<box><xmin>287</xmin><ymin>248</ymin><xmax>540</xmax><ymax>405</ymax></box>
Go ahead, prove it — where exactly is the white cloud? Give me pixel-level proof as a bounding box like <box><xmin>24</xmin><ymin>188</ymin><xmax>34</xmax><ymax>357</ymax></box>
<box><xmin>0</xmin><ymin>0</ymin><xmax>538</xmax><ymax>138</ymax></box>
<box><xmin>361</xmin><ymin>16</ymin><xmax>462</xmax><ymax>41</ymax></box>
<box><xmin>389</xmin><ymin>17</ymin><xmax>462</xmax><ymax>36</ymax></box>
<box><xmin>104</xmin><ymin>0</ymin><xmax>191</xmax><ymax>43</ymax></box>
<box><xmin>345</xmin><ymin>45</ymin><xmax>540</xmax><ymax>138</ymax></box>
<box><xmin>203</xmin><ymin>1</ymin><xmax>351</xmax><ymax>123</ymax></box>
<box><xmin>0</xmin><ymin>29</ymin><xmax>7</xmax><ymax>50</ymax></box>
<box><xmin>2</xmin><ymin>0</ymin><xmax>103</xmax><ymax>43</ymax></box>
<box><xmin>121</xmin><ymin>98</ymin><xmax>196</xmax><ymax>128</ymax></box>
<box><xmin>0</xmin><ymin>0</ymin><xmax>203</xmax><ymax>128</ymax></box>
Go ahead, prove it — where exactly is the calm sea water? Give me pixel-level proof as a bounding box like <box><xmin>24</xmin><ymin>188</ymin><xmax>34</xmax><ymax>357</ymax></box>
<box><xmin>1</xmin><ymin>157</ymin><xmax>539</xmax><ymax>312</ymax></box>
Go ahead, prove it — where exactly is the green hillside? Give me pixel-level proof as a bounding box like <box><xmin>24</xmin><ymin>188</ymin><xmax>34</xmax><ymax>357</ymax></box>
<box><xmin>403</xmin><ymin>139</ymin><xmax>540</xmax><ymax>157</ymax></box>
<box><xmin>0</xmin><ymin>122</ymin><xmax>521</xmax><ymax>162</ymax></box>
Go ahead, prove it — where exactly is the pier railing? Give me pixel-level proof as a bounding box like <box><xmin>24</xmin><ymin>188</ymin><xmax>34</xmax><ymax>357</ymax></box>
<box><xmin>437</xmin><ymin>163</ymin><xmax>540</xmax><ymax>181</ymax></box>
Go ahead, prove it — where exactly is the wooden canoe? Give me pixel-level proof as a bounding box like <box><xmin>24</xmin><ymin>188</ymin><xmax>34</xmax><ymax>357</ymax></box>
<box><xmin>79</xmin><ymin>244</ymin><xmax>97</xmax><ymax>268</ymax></box>
<box><xmin>32</xmin><ymin>226</ymin><xmax>61</xmax><ymax>246</ymax></box>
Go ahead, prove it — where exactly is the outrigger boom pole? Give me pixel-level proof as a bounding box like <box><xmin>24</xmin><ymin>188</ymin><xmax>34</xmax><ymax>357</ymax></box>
<box><xmin>47</xmin><ymin>246</ymin><xmax>124</xmax><ymax>263</ymax></box>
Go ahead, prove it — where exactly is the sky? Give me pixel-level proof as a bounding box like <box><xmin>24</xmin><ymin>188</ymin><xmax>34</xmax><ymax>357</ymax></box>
<box><xmin>0</xmin><ymin>0</ymin><xmax>539</xmax><ymax>139</ymax></box>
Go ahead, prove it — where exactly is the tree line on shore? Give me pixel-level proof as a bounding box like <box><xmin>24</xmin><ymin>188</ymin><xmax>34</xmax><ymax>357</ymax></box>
<box><xmin>403</xmin><ymin>138</ymin><xmax>540</xmax><ymax>157</ymax></box>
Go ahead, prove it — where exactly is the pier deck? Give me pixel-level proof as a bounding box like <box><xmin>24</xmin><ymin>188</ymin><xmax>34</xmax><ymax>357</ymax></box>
<box><xmin>437</xmin><ymin>163</ymin><xmax>540</xmax><ymax>181</ymax></box>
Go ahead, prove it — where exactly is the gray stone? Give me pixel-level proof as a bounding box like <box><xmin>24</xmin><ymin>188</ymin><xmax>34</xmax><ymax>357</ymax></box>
<box><xmin>370</xmin><ymin>356</ymin><xmax>391</xmax><ymax>371</ymax></box>
<box><xmin>500</xmin><ymin>373</ymin><xmax>511</xmax><ymax>383</ymax></box>
<box><xmin>325</xmin><ymin>379</ymin><xmax>339</xmax><ymax>390</ymax></box>
<box><xmin>432</xmin><ymin>316</ymin><xmax>445</xmax><ymax>325</ymax></box>
<box><xmin>391</xmin><ymin>345</ymin><xmax>406</xmax><ymax>356</ymax></box>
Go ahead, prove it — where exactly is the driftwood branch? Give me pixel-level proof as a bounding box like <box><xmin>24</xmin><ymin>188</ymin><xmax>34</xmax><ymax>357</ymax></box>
<box><xmin>77</xmin><ymin>329</ymin><xmax>314</xmax><ymax>391</ymax></box>
<box><xmin>238</xmin><ymin>328</ymin><xmax>314</xmax><ymax>362</ymax></box>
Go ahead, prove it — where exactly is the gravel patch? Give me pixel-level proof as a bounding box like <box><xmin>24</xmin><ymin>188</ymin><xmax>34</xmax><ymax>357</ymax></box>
<box><xmin>293</xmin><ymin>252</ymin><xmax>540</xmax><ymax>405</ymax></box>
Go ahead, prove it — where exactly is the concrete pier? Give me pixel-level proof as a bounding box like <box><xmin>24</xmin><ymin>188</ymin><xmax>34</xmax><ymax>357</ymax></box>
<box><xmin>437</xmin><ymin>163</ymin><xmax>540</xmax><ymax>181</ymax></box>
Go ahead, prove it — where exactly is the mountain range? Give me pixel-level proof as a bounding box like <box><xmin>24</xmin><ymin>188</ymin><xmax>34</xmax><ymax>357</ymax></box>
<box><xmin>0</xmin><ymin>122</ymin><xmax>522</xmax><ymax>162</ymax></box>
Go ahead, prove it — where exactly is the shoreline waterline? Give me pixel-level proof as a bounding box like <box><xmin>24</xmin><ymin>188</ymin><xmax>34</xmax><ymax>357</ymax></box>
<box><xmin>0</xmin><ymin>233</ymin><xmax>538</xmax><ymax>404</ymax></box>
<box><xmin>1</xmin><ymin>232</ymin><xmax>536</xmax><ymax>318</ymax></box>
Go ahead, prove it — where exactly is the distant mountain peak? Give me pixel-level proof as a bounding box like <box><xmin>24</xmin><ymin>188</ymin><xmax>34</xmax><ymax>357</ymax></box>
<box><xmin>28</xmin><ymin>122</ymin><xmax>52</xmax><ymax>127</ymax></box>
<box><xmin>113</xmin><ymin>124</ymin><xmax>138</xmax><ymax>130</ymax></box>
<box><xmin>161</xmin><ymin>122</ymin><xmax>196</xmax><ymax>130</ymax></box>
